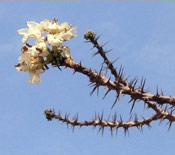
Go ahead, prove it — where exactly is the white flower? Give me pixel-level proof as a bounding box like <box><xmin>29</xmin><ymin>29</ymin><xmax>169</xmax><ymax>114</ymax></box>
<box><xmin>40</xmin><ymin>19</ymin><xmax>59</xmax><ymax>34</ymax></box>
<box><xmin>16</xmin><ymin>62</ymin><xmax>28</xmax><ymax>72</ymax></box>
<box><xmin>18</xmin><ymin>53</ymin><xmax>29</xmax><ymax>64</ymax></box>
<box><xmin>35</xmin><ymin>37</ymin><xmax>48</xmax><ymax>56</ymax></box>
<box><xmin>59</xmin><ymin>27</ymin><xmax>77</xmax><ymax>41</ymax></box>
<box><xmin>16</xmin><ymin>19</ymin><xmax>77</xmax><ymax>84</ymax></box>
<box><xmin>26</xmin><ymin>46</ymin><xmax>39</xmax><ymax>56</ymax></box>
<box><xmin>59</xmin><ymin>22</ymin><xmax>71</xmax><ymax>32</ymax></box>
<box><xmin>47</xmin><ymin>27</ymin><xmax>77</xmax><ymax>46</ymax></box>
<box><xmin>16</xmin><ymin>53</ymin><xmax>44</xmax><ymax>84</ymax></box>
<box><xmin>16</xmin><ymin>53</ymin><xmax>30</xmax><ymax>71</ymax></box>
<box><xmin>62</xmin><ymin>46</ymin><xmax>71</xmax><ymax>58</ymax></box>
<box><xmin>47</xmin><ymin>34</ymin><xmax>64</xmax><ymax>46</ymax></box>
<box><xmin>28</xmin><ymin>69</ymin><xmax>43</xmax><ymax>84</ymax></box>
<box><xmin>17</xmin><ymin>21</ymin><xmax>43</xmax><ymax>44</ymax></box>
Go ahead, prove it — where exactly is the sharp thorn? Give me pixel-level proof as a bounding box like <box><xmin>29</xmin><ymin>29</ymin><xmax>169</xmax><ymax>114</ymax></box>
<box><xmin>111</xmin><ymin>97</ymin><xmax>118</xmax><ymax>109</ymax></box>
<box><xmin>103</xmin><ymin>89</ymin><xmax>111</xmax><ymax>99</ymax></box>
<box><xmin>130</xmin><ymin>100</ymin><xmax>136</xmax><ymax>114</ymax></box>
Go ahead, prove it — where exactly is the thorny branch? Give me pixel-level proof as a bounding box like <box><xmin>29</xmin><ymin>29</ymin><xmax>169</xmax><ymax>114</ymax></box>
<box><xmin>45</xmin><ymin>31</ymin><xmax>175</xmax><ymax>135</ymax></box>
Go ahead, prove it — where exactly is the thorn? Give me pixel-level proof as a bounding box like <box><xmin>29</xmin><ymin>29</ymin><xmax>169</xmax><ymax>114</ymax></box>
<box><xmin>116</xmin><ymin>89</ymin><xmax>123</xmax><ymax>101</ymax></box>
<box><xmin>140</xmin><ymin>77</ymin><xmax>144</xmax><ymax>86</ymax></box>
<box><xmin>124</xmin><ymin>127</ymin><xmax>129</xmax><ymax>137</ymax></box>
<box><xmin>75</xmin><ymin>113</ymin><xmax>78</xmax><ymax>123</ymax></box>
<box><xmin>95</xmin><ymin>35</ymin><xmax>101</xmax><ymax>41</ymax></box>
<box><xmin>111</xmin><ymin>58</ymin><xmax>119</xmax><ymax>65</ymax></box>
<box><xmin>168</xmin><ymin>122</ymin><xmax>172</xmax><ymax>131</ymax></box>
<box><xmin>73</xmin><ymin>70</ymin><xmax>77</xmax><ymax>75</ymax></box>
<box><xmin>79</xmin><ymin>61</ymin><xmax>82</xmax><ymax>67</ymax></box>
<box><xmin>161</xmin><ymin>89</ymin><xmax>164</xmax><ymax>96</ymax></box>
<box><xmin>140</xmin><ymin>125</ymin><xmax>143</xmax><ymax>133</ymax></box>
<box><xmin>92</xmin><ymin>51</ymin><xmax>99</xmax><ymax>57</ymax></box>
<box><xmin>128</xmin><ymin>114</ymin><xmax>133</xmax><ymax>122</ymax></box>
<box><xmin>100</xmin><ymin>111</ymin><xmax>104</xmax><ymax>121</ymax></box>
<box><xmin>90</xmin><ymin>46</ymin><xmax>95</xmax><ymax>50</ymax></box>
<box><xmin>119</xmin><ymin>115</ymin><xmax>123</xmax><ymax>123</ymax></box>
<box><xmin>130</xmin><ymin>100</ymin><xmax>136</xmax><ymax>114</ymax></box>
<box><xmin>101</xmin><ymin>41</ymin><xmax>108</xmax><ymax>48</ymax></box>
<box><xmin>132</xmin><ymin>78</ymin><xmax>138</xmax><ymax>90</ymax></box>
<box><xmin>99</xmin><ymin>64</ymin><xmax>104</xmax><ymax>76</ymax></box>
<box><xmin>58</xmin><ymin>110</ymin><xmax>61</xmax><ymax>116</ymax></box>
<box><xmin>92</xmin><ymin>124</ymin><xmax>97</xmax><ymax>130</ymax></box>
<box><xmin>156</xmin><ymin>85</ymin><xmax>159</xmax><ymax>97</ymax></box>
<box><xmin>90</xmin><ymin>85</ymin><xmax>98</xmax><ymax>96</ymax></box>
<box><xmin>164</xmin><ymin>105</ymin><xmax>168</xmax><ymax>112</ymax></box>
<box><xmin>98</xmin><ymin>126</ymin><xmax>104</xmax><ymax>136</ymax></box>
<box><xmin>71</xmin><ymin>125</ymin><xmax>75</xmax><ymax>132</ymax></box>
<box><xmin>105</xmin><ymin>49</ymin><xmax>112</xmax><ymax>54</ymax></box>
<box><xmin>141</xmin><ymin>78</ymin><xmax>146</xmax><ymax>93</ymax></box>
<box><xmin>98</xmin><ymin>113</ymin><xmax>101</xmax><ymax>121</ymax></box>
<box><xmin>110</xmin><ymin>127</ymin><xmax>114</xmax><ymax>137</ymax></box>
<box><xmin>141</xmin><ymin>116</ymin><xmax>145</xmax><ymax>121</ymax></box>
<box><xmin>136</xmin><ymin>126</ymin><xmax>141</xmax><ymax>132</ymax></box>
<box><xmin>88</xmin><ymin>82</ymin><xmax>95</xmax><ymax>87</ymax></box>
<box><xmin>111</xmin><ymin>97</ymin><xmax>118</xmax><ymax>109</ymax></box>
<box><xmin>124</xmin><ymin>75</ymin><xmax>130</xmax><ymax>82</ymax></box>
<box><xmin>94</xmin><ymin>112</ymin><xmax>97</xmax><ymax>120</ymax></box>
<box><xmin>118</xmin><ymin>65</ymin><xmax>124</xmax><ymax>78</ymax></box>
<box><xmin>98</xmin><ymin>126</ymin><xmax>102</xmax><ymax>135</ymax></box>
<box><xmin>129</xmin><ymin>77</ymin><xmax>136</xmax><ymax>87</ymax></box>
<box><xmin>128</xmin><ymin>98</ymin><xmax>134</xmax><ymax>103</ymax></box>
<box><xmin>101</xmin><ymin>126</ymin><xmax>105</xmax><ymax>136</ymax></box>
<box><xmin>159</xmin><ymin>119</ymin><xmax>162</xmax><ymax>125</ymax></box>
<box><xmin>147</xmin><ymin>123</ymin><xmax>151</xmax><ymax>130</ymax></box>
<box><xmin>102</xmin><ymin>89</ymin><xmax>111</xmax><ymax>99</ymax></box>
<box><xmin>97</xmin><ymin>86</ymin><xmax>100</xmax><ymax>96</ymax></box>
<box><xmin>118</xmin><ymin>65</ymin><xmax>122</xmax><ymax>76</ymax></box>
<box><xmin>113</xmin><ymin>112</ymin><xmax>117</xmax><ymax>123</ymax></box>
<box><xmin>57</xmin><ymin>66</ymin><xmax>62</xmax><ymax>71</ymax></box>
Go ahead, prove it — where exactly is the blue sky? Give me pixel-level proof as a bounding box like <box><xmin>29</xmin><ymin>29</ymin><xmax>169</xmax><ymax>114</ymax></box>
<box><xmin>1</xmin><ymin>1</ymin><xmax>175</xmax><ymax>155</ymax></box>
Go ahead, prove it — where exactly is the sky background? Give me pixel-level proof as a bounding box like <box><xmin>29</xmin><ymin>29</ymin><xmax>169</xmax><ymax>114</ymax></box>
<box><xmin>1</xmin><ymin>1</ymin><xmax>175</xmax><ymax>155</ymax></box>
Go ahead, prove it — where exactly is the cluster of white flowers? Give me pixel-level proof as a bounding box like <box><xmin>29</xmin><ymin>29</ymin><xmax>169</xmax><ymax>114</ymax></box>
<box><xmin>16</xmin><ymin>19</ymin><xmax>77</xmax><ymax>84</ymax></box>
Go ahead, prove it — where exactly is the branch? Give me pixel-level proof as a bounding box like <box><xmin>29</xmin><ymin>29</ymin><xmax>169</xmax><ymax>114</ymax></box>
<box><xmin>45</xmin><ymin>31</ymin><xmax>175</xmax><ymax>134</ymax></box>
<box><xmin>63</xmin><ymin>58</ymin><xmax>175</xmax><ymax>107</ymax></box>
<box><xmin>44</xmin><ymin>109</ymin><xmax>175</xmax><ymax>135</ymax></box>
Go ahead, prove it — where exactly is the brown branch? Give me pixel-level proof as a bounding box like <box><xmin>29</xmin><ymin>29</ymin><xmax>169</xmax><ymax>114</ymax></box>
<box><xmin>146</xmin><ymin>101</ymin><xmax>175</xmax><ymax>123</ymax></box>
<box><xmin>44</xmin><ymin>109</ymin><xmax>175</xmax><ymax>134</ymax></box>
<box><xmin>45</xmin><ymin>31</ymin><xmax>175</xmax><ymax>134</ymax></box>
<box><xmin>63</xmin><ymin>58</ymin><xmax>175</xmax><ymax>107</ymax></box>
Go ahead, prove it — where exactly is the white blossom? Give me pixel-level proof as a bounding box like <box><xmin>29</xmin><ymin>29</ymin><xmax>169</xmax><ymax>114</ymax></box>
<box><xmin>59</xmin><ymin>22</ymin><xmax>71</xmax><ymax>32</ymax></box>
<box><xmin>40</xmin><ymin>19</ymin><xmax>59</xmax><ymax>34</ymax></box>
<box><xmin>59</xmin><ymin>27</ymin><xmax>77</xmax><ymax>41</ymax></box>
<box><xmin>16</xmin><ymin>18</ymin><xmax>77</xmax><ymax>84</ymax></box>
<box><xmin>17</xmin><ymin>21</ymin><xmax>43</xmax><ymax>44</ymax></box>
<box><xmin>47</xmin><ymin>34</ymin><xmax>64</xmax><ymax>46</ymax></box>
<box><xmin>28</xmin><ymin>69</ymin><xmax>43</xmax><ymax>84</ymax></box>
<box><xmin>26</xmin><ymin>46</ymin><xmax>39</xmax><ymax>57</ymax></box>
<box><xmin>35</xmin><ymin>37</ymin><xmax>48</xmax><ymax>56</ymax></box>
<box><xmin>47</xmin><ymin>27</ymin><xmax>77</xmax><ymax>46</ymax></box>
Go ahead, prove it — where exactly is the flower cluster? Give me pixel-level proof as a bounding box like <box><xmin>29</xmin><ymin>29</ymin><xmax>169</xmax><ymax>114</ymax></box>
<box><xmin>16</xmin><ymin>19</ymin><xmax>77</xmax><ymax>84</ymax></box>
